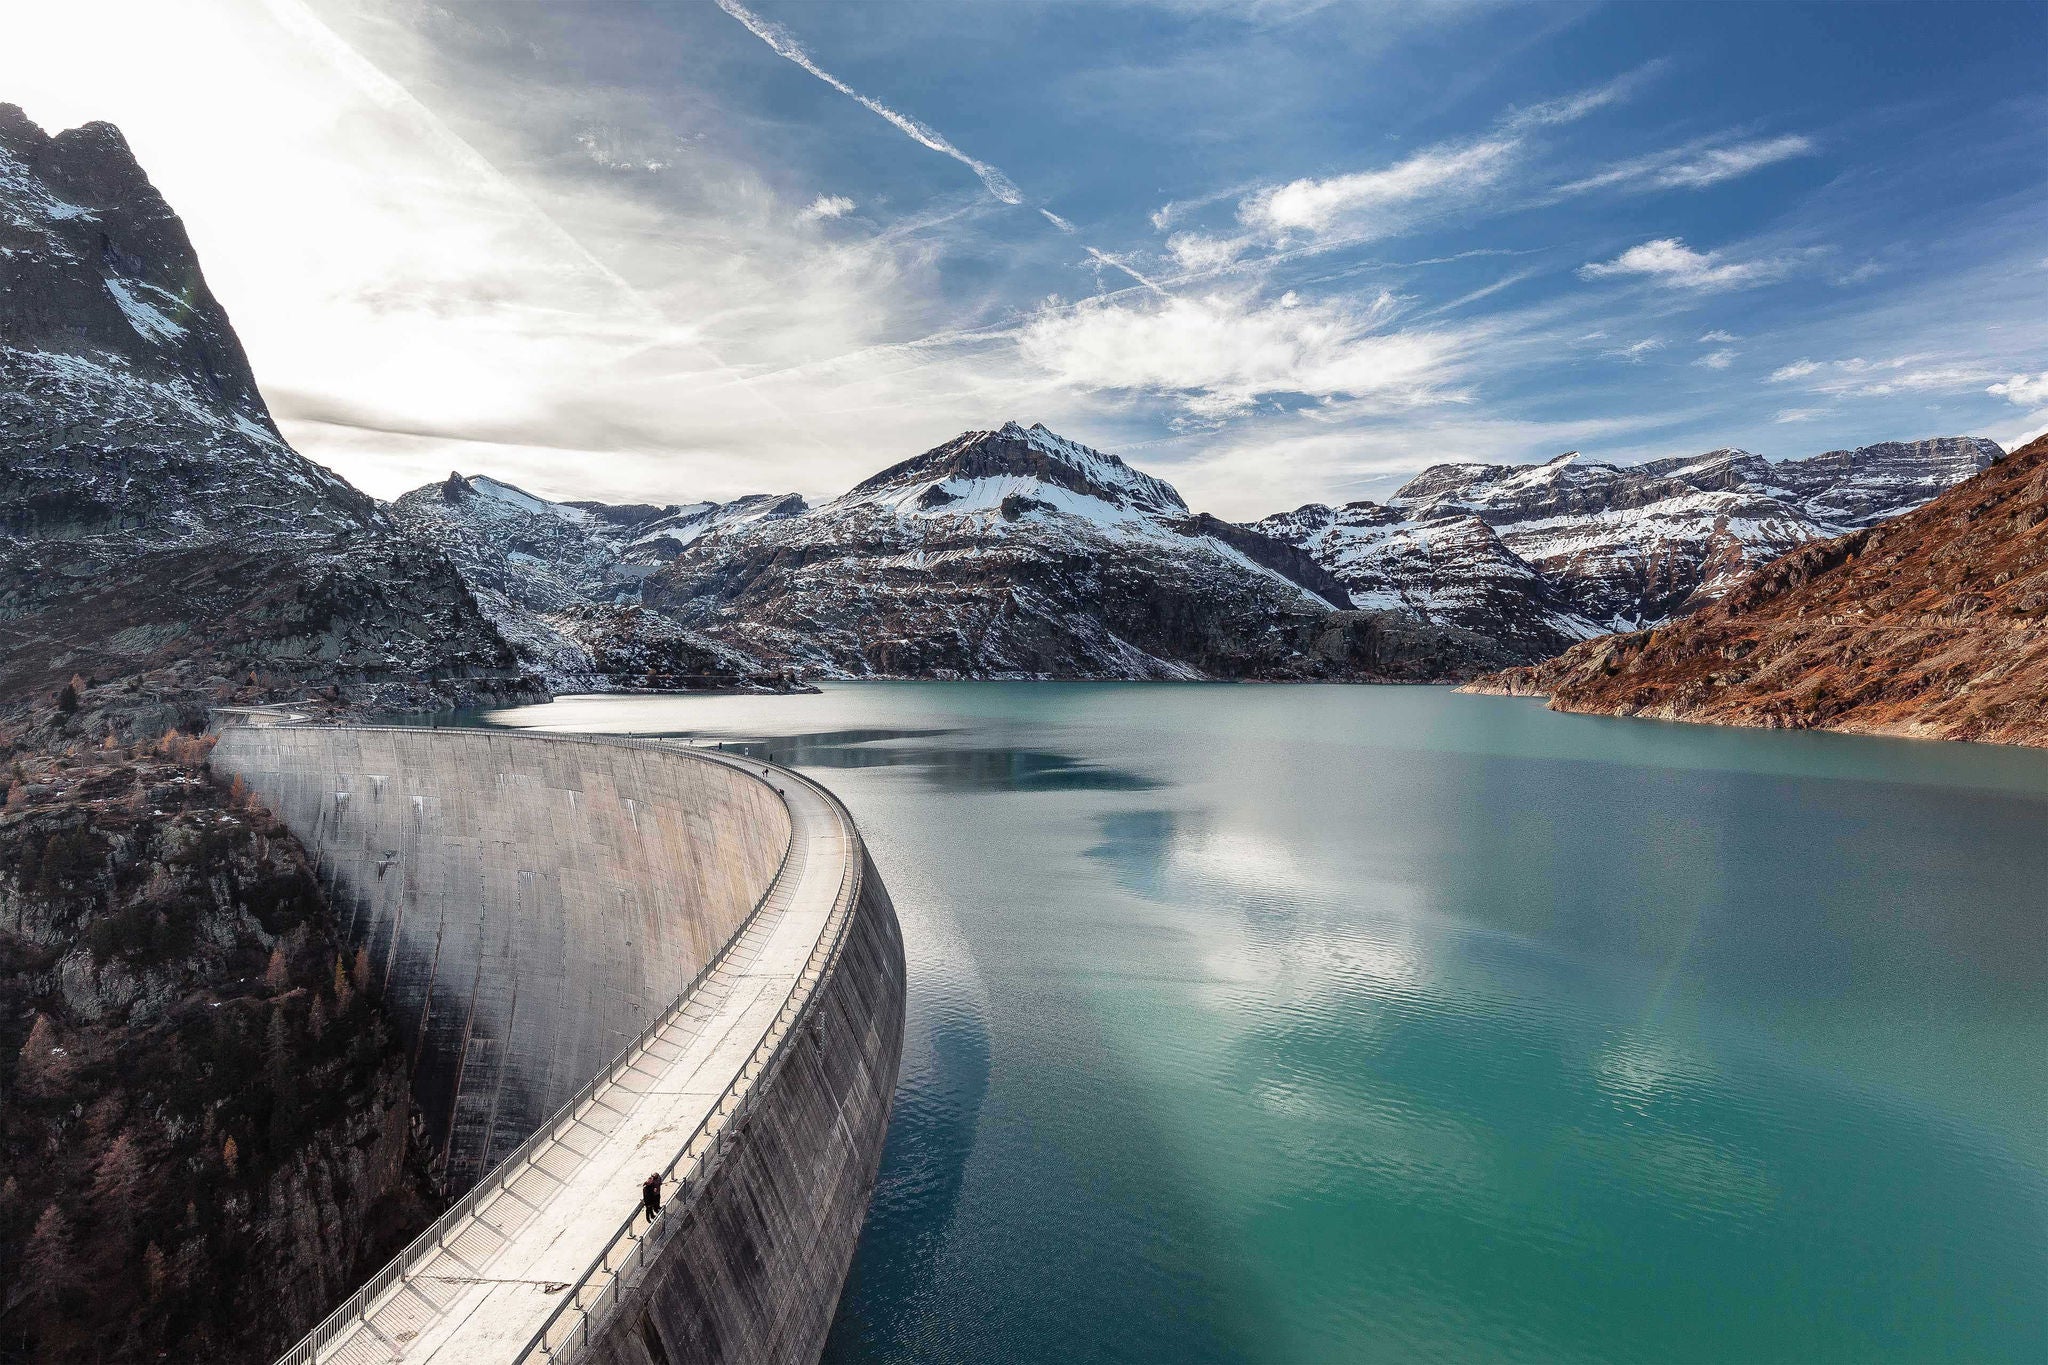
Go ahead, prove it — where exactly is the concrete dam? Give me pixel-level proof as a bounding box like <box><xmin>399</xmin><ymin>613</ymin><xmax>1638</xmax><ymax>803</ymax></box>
<box><xmin>210</xmin><ymin>724</ymin><xmax>906</xmax><ymax>1365</ymax></box>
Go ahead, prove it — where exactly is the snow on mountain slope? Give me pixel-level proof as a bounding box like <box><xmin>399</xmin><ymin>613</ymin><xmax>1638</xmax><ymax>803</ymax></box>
<box><xmin>1256</xmin><ymin>437</ymin><xmax>2003</xmax><ymax>655</ymax></box>
<box><xmin>1254</xmin><ymin>502</ymin><xmax>1600</xmax><ymax>659</ymax></box>
<box><xmin>644</xmin><ymin>422</ymin><xmax>1506</xmax><ymax>680</ymax></box>
<box><xmin>389</xmin><ymin>472</ymin><xmax>800</xmax><ymax>688</ymax></box>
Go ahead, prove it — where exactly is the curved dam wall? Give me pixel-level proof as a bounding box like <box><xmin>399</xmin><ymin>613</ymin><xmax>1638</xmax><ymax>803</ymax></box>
<box><xmin>211</xmin><ymin>726</ymin><xmax>793</xmax><ymax>1191</ymax></box>
<box><xmin>584</xmin><ymin>851</ymin><xmax>905</xmax><ymax>1365</ymax></box>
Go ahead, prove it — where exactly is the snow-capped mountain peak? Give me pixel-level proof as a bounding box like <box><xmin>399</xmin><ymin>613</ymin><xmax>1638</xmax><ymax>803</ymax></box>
<box><xmin>845</xmin><ymin>421</ymin><xmax>1190</xmax><ymax>527</ymax></box>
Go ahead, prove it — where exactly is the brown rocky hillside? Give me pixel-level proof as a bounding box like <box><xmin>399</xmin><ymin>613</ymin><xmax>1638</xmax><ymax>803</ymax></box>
<box><xmin>1468</xmin><ymin>433</ymin><xmax>2048</xmax><ymax>746</ymax></box>
<box><xmin>0</xmin><ymin>723</ymin><xmax>441</xmax><ymax>1363</ymax></box>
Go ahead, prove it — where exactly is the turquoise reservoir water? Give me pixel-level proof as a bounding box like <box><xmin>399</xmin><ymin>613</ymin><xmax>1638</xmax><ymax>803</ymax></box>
<box><xmin>480</xmin><ymin>683</ymin><xmax>2048</xmax><ymax>1364</ymax></box>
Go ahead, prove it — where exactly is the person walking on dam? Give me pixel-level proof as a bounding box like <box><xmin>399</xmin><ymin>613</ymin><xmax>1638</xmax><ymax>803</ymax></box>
<box><xmin>642</xmin><ymin>1172</ymin><xmax>663</xmax><ymax>1224</ymax></box>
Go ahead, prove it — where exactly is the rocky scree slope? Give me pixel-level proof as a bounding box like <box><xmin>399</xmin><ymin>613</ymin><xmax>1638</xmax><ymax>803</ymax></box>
<box><xmin>1471</xmin><ymin>435</ymin><xmax>2048</xmax><ymax>745</ymax></box>
<box><xmin>1254</xmin><ymin>438</ymin><xmax>2001</xmax><ymax>661</ymax></box>
<box><xmin>389</xmin><ymin>472</ymin><xmax>804</xmax><ymax>689</ymax></box>
<box><xmin>0</xmin><ymin>104</ymin><xmax>529</xmax><ymax>720</ymax></box>
<box><xmin>642</xmin><ymin>421</ymin><xmax>1510</xmax><ymax>680</ymax></box>
<box><xmin>0</xmin><ymin>727</ymin><xmax>438</xmax><ymax>1364</ymax></box>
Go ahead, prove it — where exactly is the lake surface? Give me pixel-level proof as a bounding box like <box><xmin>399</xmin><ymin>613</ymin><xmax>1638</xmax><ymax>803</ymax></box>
<box><xmin>478</xmin><ymin>683</ymin><xmax>2048</xmax><ymax>1364</ymax></box>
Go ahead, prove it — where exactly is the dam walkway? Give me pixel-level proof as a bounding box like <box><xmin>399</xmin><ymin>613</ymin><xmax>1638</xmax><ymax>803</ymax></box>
<box><xmin>279</xmin><ymin>740</ymin><xmax>860</xmax><ymax>1365</ymax></box>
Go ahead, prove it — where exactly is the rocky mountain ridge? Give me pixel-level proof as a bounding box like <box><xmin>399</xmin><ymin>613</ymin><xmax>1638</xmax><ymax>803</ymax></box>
<box><xmin>386</xmin><ymin>473</ymin><xmax>805</xmax><ymax>689</ymax></box>
<box><xmin>1254</xmin><ymin>437</ymin><xmax>2002</xmax><ymax>661</ymax></box>
<box><xmin>402</xmin><ymin>422</ymin><xmax>2001</xmax><ymax>683</ymax></box>
<box><xmin>1469</xmin><ymin>434</ymin><xmax>2048</xmax><ymax>746</ymax></box>
<box><xmin>636</xmin><ymin>421</ymin><xmax>1507</xmax><ymax>680</ymax></box>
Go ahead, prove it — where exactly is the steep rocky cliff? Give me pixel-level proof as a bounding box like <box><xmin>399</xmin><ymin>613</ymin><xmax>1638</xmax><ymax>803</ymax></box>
<box><xmin>0</xmin><ymin>725</ymin><xmax>439</xmax><ymax>1364</ymax></box>
<box><xmin>1253</xmin><ymin>437</ymin><xmax>2002</xmax><ymax>660</ymax></box>
<box><xmin>0</xmin><ymin>104</ymin><xmax>534</xmax><ymax>721</ymax></box>
<box><xmin>1469</xmin><ymin>435</ymin><xmax>2048</xmax><ymax>746</ymax></box>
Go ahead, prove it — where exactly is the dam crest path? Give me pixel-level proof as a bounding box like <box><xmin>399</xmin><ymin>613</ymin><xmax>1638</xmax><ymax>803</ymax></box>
<box><xmin>213</xmin><ymin>725</ymin><xmax>885</xmax><ymax>1365</ymax></box>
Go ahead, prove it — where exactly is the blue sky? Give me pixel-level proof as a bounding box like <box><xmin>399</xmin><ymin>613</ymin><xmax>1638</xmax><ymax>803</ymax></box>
<box><xmin>7</xmin><ymin>0</ymin><xmax>2045</xmax><ymax>516</ymax></box>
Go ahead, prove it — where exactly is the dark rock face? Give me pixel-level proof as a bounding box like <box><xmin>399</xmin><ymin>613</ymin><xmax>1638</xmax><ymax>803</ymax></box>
<box><xmin>642</xmin><ymin>422</ymin><xmax>1509</xmax><ymax>680</ymax></box>
<box><xmin>0</xmin><ymin>735</ymin><xmax>440</xmax><ymax>1363</ymax></box>
<box><xmin>0</xmin><ymin>104</ymin><xmax>532</xmax><ymax>717</ymax></box>
<box><xmin>0</xmin><ymin>540</ymin><xmax>531</xmax><ymax>727</ymax></box>
<box><xmin>1253</xmin><ymin>438</ymin><xmax>2003</xmax><ymax>659</ymax></box>
<box><xmin>1470</xmin><ymin>435</ymin><xmax>2048</xmax><ymax>747</ymax></box>
<box><xmin>0</xmin><ymin>107</ymin><xmax>267</xmax><ymax>415</ymax></box>
<box><xmin>0</xmin><ymin>105</ymin><xmax>376</xmax><ymax>573</ymax></box>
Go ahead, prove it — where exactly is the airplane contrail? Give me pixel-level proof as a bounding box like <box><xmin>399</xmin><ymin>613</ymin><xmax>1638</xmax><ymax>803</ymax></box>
<box><xmin>714</xmin><ymin>0</ymin><xmax>1024</xmax><ymax>206</ymax></box>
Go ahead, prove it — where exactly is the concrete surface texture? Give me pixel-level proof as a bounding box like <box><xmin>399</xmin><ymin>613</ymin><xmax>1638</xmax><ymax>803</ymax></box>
<box><xmin>211</xmin><ymin>727</ymin><xmax>794</xmax><ymax>1190</ymax></box>
<box><xmin>211</xmin><ymin>726</ymin><xmax>904</xmax><ymax>1365</ymax></box>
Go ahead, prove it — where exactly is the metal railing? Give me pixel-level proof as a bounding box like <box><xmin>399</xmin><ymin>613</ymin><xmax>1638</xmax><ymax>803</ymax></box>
<box><xmin>256</xmin><ymin>726</ymin><xmax>812</xmax><ymax>1365</ymax></box>
<box><xmin>512</xmin><ymin>762</ymin><xmax>866</xmax><ymax>1363</ymax></box>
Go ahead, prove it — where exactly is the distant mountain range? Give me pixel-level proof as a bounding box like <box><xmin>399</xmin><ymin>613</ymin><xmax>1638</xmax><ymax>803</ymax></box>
<box><xmin>0</xmin><ymin>100</ymin><xmax>2011</xmax><ymax>710</ymax></box>
<box><xmin>1471</xmin><ymin>432</ymin><xmax>2048</xmax><ymax>747</ymax></box>
<box><xmin>387</xmin><ymin>425</ymin><xmax>2003</xmax><ymax>688</ymax></box>
<box><xmin>1253</xmin><ymin>437</ymin><xmax>2002</xmax><ymax>660</ymax></box>
<box><xmin>397</xmin><ymin>422</ymin><xmax>1502</xmax><ymax>684</ymax></box>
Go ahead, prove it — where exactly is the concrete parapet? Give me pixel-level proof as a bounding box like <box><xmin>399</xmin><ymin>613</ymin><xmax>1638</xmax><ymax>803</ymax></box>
<box><xmin>577</xmin><ymin>852</ymin><xmax>905</xmax><ymax>1365</ymax></box>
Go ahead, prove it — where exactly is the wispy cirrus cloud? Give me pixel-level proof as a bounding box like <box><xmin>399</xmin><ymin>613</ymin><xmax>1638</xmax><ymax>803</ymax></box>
<box><xmin>1152</xmin><ymin>71</ymin><xmax>1654</xmax><ymax>277</ymax></box>
<box><xmin>1769</xmin><ymin>354</ymin><xmax>2000</xmax><ymax>397</ymax></box>
<box><xmin>1501</xmin><ymin>64</ymin><xmax>1666</xmax><ymax>129</ymax></box>
<box><xmin>1237</xmin><ymin>139</ymin><xmax>1518</xmax><ymax>244</ymax></box>
<box><xmin>713</xmin><ymin>0</ymin><xmax>1024</xmax><ymax>205</ymax></box>
<box><xmin>1605</xmin><ymin>337</ymin><xmax>1665</xmax><ymax>361</ymax></box>
<box><xmin>1580</xmin><ymin>237</ymin><xmax>1812</xmax><ymax>290</ymax></box>
<box><xmin>1560</xmin><ymin>133</ymin><xmax>1816</xmax><ymax>195</ymax></box>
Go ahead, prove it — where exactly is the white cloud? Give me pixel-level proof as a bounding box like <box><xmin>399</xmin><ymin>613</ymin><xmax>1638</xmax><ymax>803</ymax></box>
<box><xmin>1017</xmin><ymin>287</ymin><xmax>1462</xmax><ymax>418</ymax></box>
<box><xmin>798</xmin><ymin>193</ymin><xmax>855</xmax><ymax>222</ymax></box>
<box><xmin>1166</xmin><ymin>231</ymin><xmax>1249</xmax><ymax>273</ymax></box>
<box><xmin>1039</xmin><ymin>208</ymin><xmax>1076</xmax><ymax>232</ymax></box>
<box><xmin>1770</xmin><ymin>355</ymin><xmax>1998</xmax><ymax>397</ymax></box>
<box><xmin>1564</xmin><ymin>134</ymin><xmax>1815</xmax><ymax>196</ymax></box>
<box><xmin>1700</xmin><ymin>330</ymin><xmax>1738</xmax><ymax>343</ymax></box>
<box><xmin>1694</xmin><ymin>349</ymin><xmax>1737</xmax><ymax>369</ymax></box>
<box><xmin>1605</xmin><ymin>338</ymin><xmax>1665</xmax><ymax>361</ymax></box>
<box><xmin>1658</xmin><ymin>134</ymin><xmax>1815</xmax><ymax>187</ymax></box>
<box><xmin>1988</xmin><ymin>371</ymin><xmax>2048</xmax><ymax>407</ymax></box>
<box><xmin>1580</xmin><ymin>238</ymin><xmax>1803</xmax><ymax>291</ymax></box>
<box><xmin>1238</xmin><ymin>139</ymin><xmax>1515</xmax><ymax>243</ymax></box>
<box><xmin>1773</xmin><ymin>408</ymin><xmax>1827</xmax><ymax>423</ymax></box>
